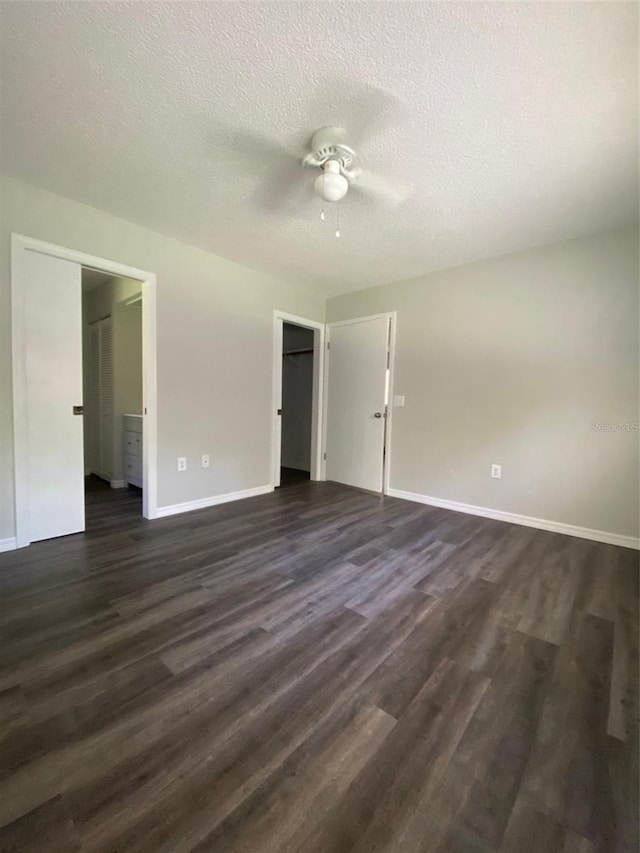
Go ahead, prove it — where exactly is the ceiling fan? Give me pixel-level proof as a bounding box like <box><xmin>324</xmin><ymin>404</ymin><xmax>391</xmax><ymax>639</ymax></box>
<box><xmin>211</xmin><ymin>86</ymin><xmax>413</xmax><ymax>214</ymax></box>
<box><xmin>302</xmin><ymin>124</ymin><xmax>411</xmax><ymax>206</ymax></box>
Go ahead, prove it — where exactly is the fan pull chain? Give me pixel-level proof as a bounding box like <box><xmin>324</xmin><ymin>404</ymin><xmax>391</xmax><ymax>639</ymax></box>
<box><xmin>335</xmin><ymin>205</ymin><xmax>341</xmax><ymax>238</ymax></box>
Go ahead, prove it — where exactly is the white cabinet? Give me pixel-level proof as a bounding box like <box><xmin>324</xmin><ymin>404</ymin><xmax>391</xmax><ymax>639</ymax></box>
<box><xmin>123</xmin><ymin>414</ymin><xmax>143</xmax><ymax>487</ymax></box>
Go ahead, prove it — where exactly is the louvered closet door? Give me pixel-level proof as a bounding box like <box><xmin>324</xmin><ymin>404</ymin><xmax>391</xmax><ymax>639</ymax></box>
<box><xmin>98</xmin><ymin>318</ymin><xmax>114</xmax><ymax>479</ymax></box>
<box><xmin>86</xmin><ymin>323</ymin><xmax>101</xmax><ymax>475</ymax></box>
<box><xmin>86</xmin><ymin>317</ymin><xmax>114</xmax><ymax>480</ymax></box>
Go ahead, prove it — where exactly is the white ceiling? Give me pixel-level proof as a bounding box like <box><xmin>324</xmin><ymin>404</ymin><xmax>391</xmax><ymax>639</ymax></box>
<box><xmin>1</xmin><ymin>2</ymin><xmax>637</xmax><ymax>296</ymax></box>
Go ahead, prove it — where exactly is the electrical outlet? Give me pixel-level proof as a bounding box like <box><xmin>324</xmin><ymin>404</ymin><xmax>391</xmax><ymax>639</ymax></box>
<box><xmin>201</xmin><ymin>454</ymin><xmax>210</xmax><ymax>468</ymax></box>
<box><xmin>491</xmin><ymin>463</ymin><xmax>502</xmax><ymax>479</ymax></box>
<box><xmin>177</xmin><ymin>457</ymin><xmax>187</xmax><ymax>472</ymax></box>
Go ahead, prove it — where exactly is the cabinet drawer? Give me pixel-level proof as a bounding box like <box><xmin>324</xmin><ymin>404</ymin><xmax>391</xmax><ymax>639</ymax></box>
<box><xmin>124</xmin><ymin>430</ymin><xmax>141</xmax><ymax>457</ymax></box>
<box><xmin>123</xmin><ymin>415</ymin><xmax>143</xmax><ymax>433</ymax></box>
<box><xmin>124</xmin><ymin>455</ymin><xmax>142</xmax><ymax>487</ymax></box>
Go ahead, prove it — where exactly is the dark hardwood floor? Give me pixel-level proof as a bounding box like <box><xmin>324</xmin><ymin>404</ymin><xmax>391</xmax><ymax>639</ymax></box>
<box><xmin>280</xmin><ymin>466</ymin><xmax>311</xmax><ymax>486</ymax></box>
<box><xmin>0</xmin><ymin>481</ymin><xmax>637</xmax><ymax>852</ymax></box>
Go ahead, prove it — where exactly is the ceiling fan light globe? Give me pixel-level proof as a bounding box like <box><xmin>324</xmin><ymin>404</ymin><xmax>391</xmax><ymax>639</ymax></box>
<box><xmin>314</xmin><ymin>171</ymin><xmax>349</xmax><ymax>202</ymax></box>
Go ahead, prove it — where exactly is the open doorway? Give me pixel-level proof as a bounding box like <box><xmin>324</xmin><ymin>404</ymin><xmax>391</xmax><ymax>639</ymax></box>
<box><xmin>271</xmin><ymin>310</ymin><xmax>325</xmax><ymax>489</ymax></box>
<box><xmin>280</xmin><ymin>322</ymin><xmax>315</xmax><ymax>486</ymax></box>
<box><xmin>81</xmin><ymin>269</ymin><xmax>143</xmax><ymax>521</ymax></box>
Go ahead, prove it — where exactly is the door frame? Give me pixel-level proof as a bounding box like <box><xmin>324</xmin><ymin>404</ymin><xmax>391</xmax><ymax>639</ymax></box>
<box><xmin>11</xmin><ymin>233</ymin><xmax>158</xmax><ymax>547</ymax></box>
<box><xmin>322</xmin><ymin>312</ymin><xmax>397</xmax><ymax>494</ymax></box>
<box><xmin>271</xmin><ymin>310</ymin><xmax>325</xmax><ymax>487</ymax></box>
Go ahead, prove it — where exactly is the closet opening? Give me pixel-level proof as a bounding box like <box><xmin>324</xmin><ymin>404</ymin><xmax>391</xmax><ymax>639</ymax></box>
<box><xmin>279</xmin><ymin>322</ymin><xmax>315</xmax><ymax>487</ymax></box>
<box><xmin>82</xmin><ymin>269</ymin><xmax>144</xmax><ymax>522</ymax></box>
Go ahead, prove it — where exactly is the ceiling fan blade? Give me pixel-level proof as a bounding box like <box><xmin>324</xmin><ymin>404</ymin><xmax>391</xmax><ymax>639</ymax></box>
<box><xmin>230</xmin><ymin>130</ymin><xmax>301</xmax><ymax>164</ymax></box>
<box><xmin>340</xmin><ymin>83</ymin><xmax>402</xmax><ymax>147</ymax></box>
<box><xmin>351</xmin><ymin>170</ymin><xmax>414</xmax><ymax>206</ymax></box>
<box><xmin>253</xmin><ymin>160</ymin><xmax>315</xmax><ymax>216</ymax></box>
<box><xmin>304</xmin><ymin>79</ymin><xmax>402</xmax><ymax>150</ymax></box>
<box><xmin>207</xmin><ymin>123</ymin><xmax>303</xmax><ymax>174</ymax></box>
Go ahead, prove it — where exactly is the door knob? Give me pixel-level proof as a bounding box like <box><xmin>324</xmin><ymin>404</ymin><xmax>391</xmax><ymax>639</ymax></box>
<box><xmin>374</xmin><ymin>412</ymin><xmax>383</xmax><ymax>418</ymax></box>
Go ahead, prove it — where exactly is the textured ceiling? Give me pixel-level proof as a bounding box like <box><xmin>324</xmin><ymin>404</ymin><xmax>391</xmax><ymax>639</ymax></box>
<box><xmin>0</xmin><ymin>2</ymin><xmax>637</xmax><ymax>295</ymax></box>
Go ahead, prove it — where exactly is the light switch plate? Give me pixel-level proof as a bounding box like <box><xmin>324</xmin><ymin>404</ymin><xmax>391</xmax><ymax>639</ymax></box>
<box><xmin>393</xmin><ymin>395</ymin><xmax>405</xmax><ymax>407</ymax></box>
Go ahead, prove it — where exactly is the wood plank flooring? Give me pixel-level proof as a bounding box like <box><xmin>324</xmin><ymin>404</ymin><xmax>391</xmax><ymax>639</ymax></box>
<box><xmin>0</xmin><ymin>479</ymin><xmax>637</xmax><ymax>852</ymax></box>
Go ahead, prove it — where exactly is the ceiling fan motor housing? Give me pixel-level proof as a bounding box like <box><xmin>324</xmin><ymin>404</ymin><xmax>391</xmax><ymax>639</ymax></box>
<box><xmin>307</xmin><ymin>127</ymin><xmax>359</xmax><ymax>201</ymax></box>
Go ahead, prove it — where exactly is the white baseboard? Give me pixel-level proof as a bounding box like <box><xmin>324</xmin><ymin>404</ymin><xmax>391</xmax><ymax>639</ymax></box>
<box><xmin>156</xmin><ymin>485</ymin><xmax>273</xmax><ymax>519</ymax></box>
<box><xmin>386</xmin><ymin>488</ymin><xmax>640</xmax><ymax>550</ymax></box>
<box><xmin>0</xmin><ymin>537</ymin><xmax>17</xmax><ymax>553</ymax></box>
<box><xmin>110</xmin><ymin>480</ymin><xmax>127</xmax><ymax>489</ymax></box>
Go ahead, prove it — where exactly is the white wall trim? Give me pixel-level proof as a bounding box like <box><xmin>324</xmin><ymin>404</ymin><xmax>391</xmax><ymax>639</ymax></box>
<box><xmin>383</xmin><ymin>312</ymin><xmax>397</xmax><ymax>496</ymax></box>
<box><xmin>271</xmin><ymin>310</ymin><xmax>325</xmax><ymax>488</ymax></box>
<box><xmin>387</xmin><ymin>488</ymin><xmax>640</xmax><ymax>550</ymax></box>
<box><xmin>327</xmin><ymin>312</ymin><xmax>396</xmax><ymax>328</ymax></box>
<box><xmin>156</xmin><ymin>485</ymin><xmax>273</xmax><ymax>518</ymax></box>
<box><xmin>0</xmin><ymin>538</ymin><xmax>17</xmax><ymax>553</ymax></box>
<box><xmin>11</xmin><ymin>233</ymin><xmax>158</xmax><ymax>548</ymax></box>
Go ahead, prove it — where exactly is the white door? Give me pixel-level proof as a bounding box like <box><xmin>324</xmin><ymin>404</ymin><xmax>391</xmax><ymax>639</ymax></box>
<box><xmin>24</xmin><ymin>251</ymin><xmax>85</xmax><ymax>541</ymax></box>
<box><xmin>325</xmin><ymin>316</ymin><xmax>390</xmax><ymax>492</ymax></box>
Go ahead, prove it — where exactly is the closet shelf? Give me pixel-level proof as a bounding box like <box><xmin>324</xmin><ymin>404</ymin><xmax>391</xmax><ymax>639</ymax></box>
<box><xmin>283</xmin><ymin>348</ymin><xmax>313</xmax><ymax>356</ymax></box>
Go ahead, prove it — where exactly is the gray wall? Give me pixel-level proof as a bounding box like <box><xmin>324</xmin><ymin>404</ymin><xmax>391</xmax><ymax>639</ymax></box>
<box><xmin>0</xmin><ymin>175</ymin><xmax>325</xmax><ymax>540</ymax></box>
<box><xmin>281</xmin><ymin>323</ymin><xmax>314</xmax><ymax>471</ymax></box>
<box><xmin>327</xmin><ymin>226</ymin><xmax>640</xmax><ymax>539</ymax></box>
<box><xmin>2</xmin><ymin>173</ymin><xmax>637</xmax><ymax>544</ymax></box>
